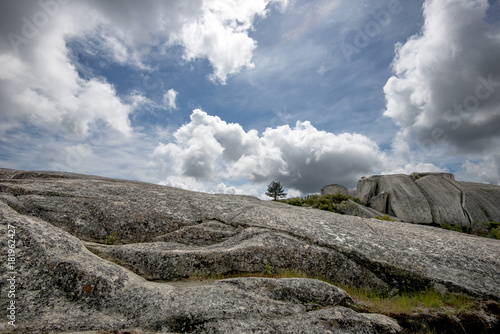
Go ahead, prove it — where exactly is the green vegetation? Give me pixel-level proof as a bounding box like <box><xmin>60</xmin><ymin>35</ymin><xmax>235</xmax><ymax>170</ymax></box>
<box><xmin>263</xmin><ymin>261</ymin><xmax>274</xmax><ymax>275</ymax></box>
<box><xmin>266</xmin><ymin>181</ymin><xmax>287</xmax><ymax>201</ymax></box>
<box><xmin>440</xmin><ymin>221</ymin><xmax>500</xmax><ymax>239</ymax></box>
<box><xmin>374</xmin><ymin>214</ymin><xmax>394</xmax><ymax>221</ymax></box>
<box><xmin>280</xmin><ymin>192</ymin><xmax>360</xmax><ymax>216</ymax></box>
<box><xmin>105</xmin><ymin>232</ymin><xmax>117</xmax><ymax>245</ymax></box>
<box><xmin>352</xmin><ymin>197</ymin><xmax>362</xmax><ymax>204</ymax></box>
<box><xmin>343</xmin><ymin>286</ymin><xmax>476</xmax><ymax>315</ymax></box>
<box><xmin>491</xmin><ymin>227</ymin><xmax>500</xmax><ymax>239</ymax></box>
<box><xmin>440</xmin><ymin>223</ymin><xmax>464</xmax><ymax>233</ymax></box>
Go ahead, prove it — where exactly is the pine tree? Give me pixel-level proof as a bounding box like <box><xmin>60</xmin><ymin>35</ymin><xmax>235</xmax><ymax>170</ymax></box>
<box><xmin>266</xmin><ymin>181</ymin><xmax>287</xmax><ymax>201</ymax></box>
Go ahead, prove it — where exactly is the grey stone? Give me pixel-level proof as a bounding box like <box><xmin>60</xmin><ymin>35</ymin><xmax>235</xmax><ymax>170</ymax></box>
<box><xmin>321</xmin><ymin>184</ymin><xmax>349</xmax><ymax>196</ymax></box>
<box><xmin>413</xmin><ymin>172</ymin><xmax>455</xmax><ymax>180</ymax></box>
<box><xmin>415</xmin><ymin>175</ymin><xmax>470</xmax><ymax>226</ymax></box>
<box><xmin>1</xmin><ymin>169</ymin><xmax>499</xmax><ymax>333</ymax></box>
<box><xmin>378</xmin><ymin>175</ymin><xmax>433</xmax><ymax>224</ymax></box>
<box><xmin>369</xmin><ymin>192</ymin><xmax>388</xmax><ymax>214</ymax></box>
<box><xmin>356</xmin><ymin>177</ymin><xmax>378</xmax><ymax>205</ymax></box>
<box><xmin>348</xmin><ymin>189</ymin><xmax>359</xmax><ymax>199</ymax></box>
<box><xmin>461</xmin><ymin>181</ymin><xmax>500</xmax><ymax>224</ymax></box>
<box><xmin>349</xmin><ymin>200</ymin><xmax>400</xmax><ymax>221</ymax></box>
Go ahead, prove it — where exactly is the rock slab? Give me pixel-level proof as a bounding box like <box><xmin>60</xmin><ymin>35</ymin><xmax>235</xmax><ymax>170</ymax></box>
<box><xmin>1</xmin><ymin>169</ymin><xmax>499</xmax><ymax>333</ymax></box>
<box><xmin>349</xmin><ymin>172</ymin><xmax>500</xmax><ymax>227</ymax></box>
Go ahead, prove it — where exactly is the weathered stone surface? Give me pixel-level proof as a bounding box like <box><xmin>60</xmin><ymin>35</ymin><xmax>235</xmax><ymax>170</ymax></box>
<box><xmin>369</xmin><ymin>192</ymin><xmax>388</xmax><ymax>214</ymax></box>
<box><xmin>414</xmin><ymin>172</ymin><xmax>455</xmax><ymax>180</ymax></box>
<box><xmin>461</xmin><ymin>181</ymin><xmax>500</xmax><ymax>224</ymax></box>
<box><xmin>321</xmin><ymin>184</ymin><xmax>349</xmax><ymax>196</ymax></box>
<box><xmin>1</xmin><ymin>169</ymin><xmax>499</xmax><ymax>333</ymax></box>
<box><xmin>350</xmin><ymin>172</ymin><xmax>500</xmax><ymax>227</ymax></box>
<box><xmin>378</xmin><ymin>175</ymin><xmax>433</xmax><ymax>224</ymax></box>
<box><xmin>348</xmin><ymin>189</ymin><xmax>359</xmax><ymax>198</ymax></box>
<box><xmin>349</xmin><ymin>200</ymin><xmax>400</xmax><ymax>221</ymax></box>
<box><xmin>415</xmin><ymin>176</ymin><xmax>470</xmax><ymax>226</ymax></box>
<box><xmin>357</xmin><ymin>177</ymin><xmax>378</xmax><ymax>205</ymax></box>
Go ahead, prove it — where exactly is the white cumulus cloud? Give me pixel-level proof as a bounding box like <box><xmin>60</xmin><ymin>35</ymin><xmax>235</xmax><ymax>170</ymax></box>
<box><xmin>383</xmin><ymin>0</ymin><xmax>500</xmax><ymax>154</ymax></box>
<box><xmin>163</xmin><ymin>89</ymin><xmax>179</xmax><ymax>111</ymax></box>
<box><xmin>152</xmin><ymin>109</ymin><xmax>385</xmax><ymax>193</ymax></box>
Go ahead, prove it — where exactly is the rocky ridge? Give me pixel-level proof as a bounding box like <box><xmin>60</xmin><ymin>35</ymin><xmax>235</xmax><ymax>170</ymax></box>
<box><xmin>351</xmin><ymin>172</ymin><xmax>500</xmax><ymax>227</ymax></box>
<box><xmin>0</xmin><ymin>169</ymin><xmax>499</xmax><ymax>333</ymax></box>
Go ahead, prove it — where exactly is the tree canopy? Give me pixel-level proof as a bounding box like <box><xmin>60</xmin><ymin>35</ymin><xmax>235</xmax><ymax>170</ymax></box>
<box><xmin>266</xmin><ymin>181</ymin><xmax>287</xmax><ymax>201</ymax></box>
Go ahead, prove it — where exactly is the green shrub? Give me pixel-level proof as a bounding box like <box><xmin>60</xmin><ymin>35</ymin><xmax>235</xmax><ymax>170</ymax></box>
<box><xmin>286</xmin><ymin>197</ymin><xmax>303</xmax><ymax>206</ymax></box>
<box><xmin>353</xmin><ymin>197</ymin><xmax>361</xmax><ymax>204</ymax></box>
<box><xmin>440</xmin><ymin>224</ymin><xmax>463</xmax><ymax>233</ymax></box>
<box><xmin>264</xmin><ymin>261</ymin><xmax>274</xmax><ymax>275</ymax></box>
<box><xmin>105</xmin><ymin>232</ymin><xmax>117</xmax><ymax>245</ymax></box>
<box><xmin>490</xmin><ymin>227</ymin><xmax>500</xmax><ymax>240</ymax></box>
<box><xmin>374</xmin><ymin>214</ymin><xmax>394</xmax><ymax>221</ymax></box>
<box><xmin>485</xmin><ymin>221</ymin><xmax>500</xmax><ymax>230</ymax></box>
<box><xmin>282</xmin><ymin>192</ymin><xmax>362</xmax><ymax>216</ymax></box>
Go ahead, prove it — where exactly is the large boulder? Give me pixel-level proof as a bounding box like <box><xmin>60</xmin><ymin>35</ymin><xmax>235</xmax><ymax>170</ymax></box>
<box><xmin>347</xmin><ymin>172</ymin><xmax>500</xmax><ymax>227</ymax></box>
<box><xmin>321</xmin><ymin>184</ymin><xmax>349</xmax><ymax>196</ymax></box>
<box><xmin>461</xmin><ymin>182</ymin><xmax>500</xmax><ymax>224</ymax></box>
<box><xmin>1</xmin><ymin>169</ymin><xmax>499</xmax><ymax>333</ymax></box>
<box><xmin>415</xmin><ymin>176</ymin><xmax>470</xmax><ymax>226</ymax></box>
<box><xmin>369</xmin><ymin>192</ymin><xmax>389</xmax><ymax>214</ymax></box>
<box><xmin>378</xmin><ymin>175</ymin><xmax>433</xmax><ymax>224</ymax></box>
<box><xmin>356</xmin><ymin>177</ymin><xmax>378</xmax><ymax>205</ymax></box>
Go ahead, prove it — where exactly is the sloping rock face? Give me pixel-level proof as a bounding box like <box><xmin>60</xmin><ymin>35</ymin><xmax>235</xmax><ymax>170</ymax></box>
<box><xmin>355</xmin><ymin>172</ymin><xmax>500</xmax><ymax>227</ymax></box>
<box><xmin>1</xmin><ymin>169</ymin><xmax>500</xmax><ymax>333</ymax></box>
<box><xmin>378</xmin><ymin>175</ymin><xmax>434</xmax><ymax>224</ymax></box>
<box><xmin>461</xmin><ymin>181</ymin><xmax>500</xmax><ymax>224</ymax></box>
<box><xmin>415</xmin><ymin>175</ymin><xmax>470</xmax><ymax>226</ymax></box>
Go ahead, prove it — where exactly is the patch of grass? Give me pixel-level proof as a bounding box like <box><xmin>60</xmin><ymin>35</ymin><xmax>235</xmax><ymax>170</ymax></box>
<box><xmin>342</xmin><ymin>285</ymin><xmax>477</xmax><ymax>316</ymax></box>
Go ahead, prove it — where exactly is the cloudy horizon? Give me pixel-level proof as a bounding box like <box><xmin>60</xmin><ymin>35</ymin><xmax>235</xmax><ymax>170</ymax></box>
<box><xmin>1</xmin><ymin>0</ymin><xmax>499</xmax><ymax>199</ymax></box>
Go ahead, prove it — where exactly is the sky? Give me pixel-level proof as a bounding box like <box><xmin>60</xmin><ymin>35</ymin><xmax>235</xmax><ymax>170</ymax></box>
<box><xmin>0</xmin><ymin>0</ymin><xmax>499</xmax><ymax>199</ymax></box>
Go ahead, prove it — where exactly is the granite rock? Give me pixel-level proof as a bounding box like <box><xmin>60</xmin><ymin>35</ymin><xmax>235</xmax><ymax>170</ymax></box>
<box><xmin>1</xmin><ymin>169</ymin><xmax>499</xmax><ymax>333</ymax></box>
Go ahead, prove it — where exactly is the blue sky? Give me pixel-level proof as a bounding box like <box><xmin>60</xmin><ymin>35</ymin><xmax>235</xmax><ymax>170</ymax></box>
<box><xmin>1</xmin><ymin>0</ymin><xmax>500</xmax><ymax>198</ymax></box>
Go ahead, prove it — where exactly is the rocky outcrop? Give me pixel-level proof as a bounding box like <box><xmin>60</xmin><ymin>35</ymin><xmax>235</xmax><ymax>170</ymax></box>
<box><xmin>461</xmin><ymin>181</ymin><xmax>500</xmax><ymax>225</ymax></box>
<box><xmin>378</xmin><ymin>175</ymin><xmax>433</xmax><ymax>224</ymax></box>
<box><xmin>1</xmin><ymin>169</ymin><xmax>500</xmax><ymax>333</ymax></box>
<box><xmin>321</xmin><ymin>184</ymin><xmax>349</xmax><ymax>196</ymax></box>
<box><xmin>351</xmin><ymin>172</ymin><xmax>500</xmax><ymax>227</ymax></box>
<box><xmin>368</xmin><ymin>192</ymin><xmax>389</xmax><ymax>214</ymax></box>
<box><xmin>356</xmin><ymin>177</ymin><xmax>378</xmax><ymax>205</ymax></box>
<box><xmin>415</xmin><ymin>175</ymin><xmax>470</xmax><ymax>226</ymax></box>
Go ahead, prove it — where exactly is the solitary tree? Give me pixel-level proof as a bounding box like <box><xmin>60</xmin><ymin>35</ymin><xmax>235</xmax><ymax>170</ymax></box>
<box><xmin>266</xmin><ymin>181</ymin><xmax>287</xmax><ymax>201</ymax></box>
